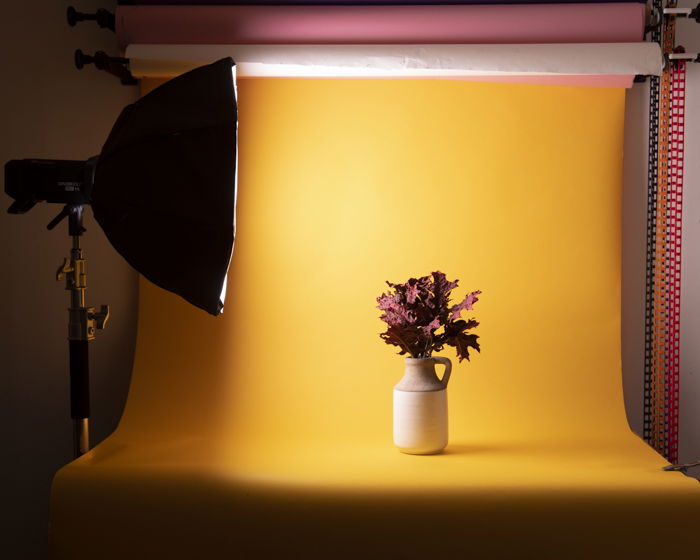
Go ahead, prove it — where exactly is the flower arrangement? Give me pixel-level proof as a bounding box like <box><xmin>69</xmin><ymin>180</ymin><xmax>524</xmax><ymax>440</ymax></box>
<box><xmin>376</xmin><ymin>271</ymin><xmax>481</xmax><ymax>362</ymax></box>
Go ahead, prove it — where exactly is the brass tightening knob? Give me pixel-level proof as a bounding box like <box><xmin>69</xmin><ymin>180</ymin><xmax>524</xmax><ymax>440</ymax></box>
<box><xmin>89</xmin><ymin>305</ymin><xmax>110</xmax><ymax>330</ymax></box>
<box><xmin>56</xmin><ymin>258</ymin><xmax>74</xmax><ymax>281</ymax></box>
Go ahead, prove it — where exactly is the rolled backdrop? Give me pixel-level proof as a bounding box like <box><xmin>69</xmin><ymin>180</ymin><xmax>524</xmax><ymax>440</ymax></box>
<box><xmin>125</xmin><ymin>43</ymin><xmax>662</xmax><ymax>87</ymax></box>
<box><xmin>115</xmin><ymin>3</ymin><xmax>646</xmax><ymax>48</ymax></box>
<box><xmin>50</xmin><ymin>3</ymin><xmax>700</xmax><ymax>558</ymax></box>
<box><xmin>117</xmin><ymin>3</ymin><xmax>655</xmax><ymax>88</ymax></box>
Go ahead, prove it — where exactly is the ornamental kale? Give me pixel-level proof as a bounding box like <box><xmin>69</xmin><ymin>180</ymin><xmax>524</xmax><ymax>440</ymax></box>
<box><xmin>376</xmin><ymin>271</ymin><xmax>481</xmax><ymax>362</ymax></box>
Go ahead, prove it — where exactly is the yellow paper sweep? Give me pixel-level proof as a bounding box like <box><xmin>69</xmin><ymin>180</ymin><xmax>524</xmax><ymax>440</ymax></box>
<box><xmin>50</xmin><ymin>78</ymin><xmax>700</xmax><ymax>559</ymax></box>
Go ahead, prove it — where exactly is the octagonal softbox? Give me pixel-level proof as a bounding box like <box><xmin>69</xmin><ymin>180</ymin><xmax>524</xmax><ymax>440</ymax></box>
<box><xmin>92</xmin><ymin>57</ymin><xmax>237</xmax><ymax>315</ymax></box>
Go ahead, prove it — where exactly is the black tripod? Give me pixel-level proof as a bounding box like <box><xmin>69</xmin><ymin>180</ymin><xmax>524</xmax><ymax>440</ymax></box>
<box><xmin>49</xmin><ymin>204</ymin><xmax>109</xmax><ymax>457</ymax></box>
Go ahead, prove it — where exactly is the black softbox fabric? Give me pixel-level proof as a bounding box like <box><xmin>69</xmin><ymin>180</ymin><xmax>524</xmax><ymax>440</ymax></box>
<box><xmin>92</xmin><ymin>58</ymin><xmax>237</xmax><ymax>315</ymax></box>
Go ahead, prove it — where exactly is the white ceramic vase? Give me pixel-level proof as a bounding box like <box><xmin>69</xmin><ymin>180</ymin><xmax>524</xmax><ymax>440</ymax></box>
<box><xmin>393</xmin><ymin>356</ymin><xmax>452</xmax><ymax>455</ymax></box>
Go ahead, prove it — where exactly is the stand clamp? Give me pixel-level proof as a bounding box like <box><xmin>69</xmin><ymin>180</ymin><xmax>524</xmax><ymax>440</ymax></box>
<box><xmin>56</xmin><ymin>258</ymin><xmax>110</xmax><ymax>340</ymax></box>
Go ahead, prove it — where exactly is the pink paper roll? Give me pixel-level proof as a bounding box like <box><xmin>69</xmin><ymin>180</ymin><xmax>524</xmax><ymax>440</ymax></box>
<box><xmin>116</xmin><ymin>4</ymin><xmax>645</xmax><ymax>50</ymax></box>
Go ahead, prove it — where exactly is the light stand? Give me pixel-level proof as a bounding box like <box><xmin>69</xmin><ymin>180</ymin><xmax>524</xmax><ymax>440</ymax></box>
<box><xmin>4</xmin><ymin>57</ymin><xmax>237</xmax><ymax>458</ymax></box>
<box><xmin>50</xmin><ymin>204</ymin><xmax>109</xmax><ymax>457</ymax></box>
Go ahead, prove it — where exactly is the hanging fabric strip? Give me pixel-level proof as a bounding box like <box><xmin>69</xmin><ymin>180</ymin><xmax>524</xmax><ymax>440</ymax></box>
<box><xmin>643</xmin><ymin>1</ymin><xmax>662</xmax><ymax>450</ymax></box>
<box><xmin>651</xmin><ymin>7</ymin><xmax>675</xmax><ymax>458</ymax></box>
<box><xmin>666</xmin><ymin>55</ymin><xmax>685</xmax><ymax>464</ymax></box>
<box><xmin>644</xmin><ymin>2</ymin><xmax>684</xmax><ymax>463</ymax></box>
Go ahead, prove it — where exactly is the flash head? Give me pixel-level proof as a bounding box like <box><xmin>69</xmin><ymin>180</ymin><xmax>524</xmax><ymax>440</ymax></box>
<box><xmin>4</xmin><ymin>158</ymin><xmax>97</xmax><ymax>214</ymax></box>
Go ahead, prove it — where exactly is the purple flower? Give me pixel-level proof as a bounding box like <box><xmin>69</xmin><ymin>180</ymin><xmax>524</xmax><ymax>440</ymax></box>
<box><xmin>376</xmin><ymin>271</ymin><xmax>481</xmax><ymax>362</ymax></box>
<box><xmin>449</xmin><ymin>290</ymin><xmax>481</xmax><ymax>320</ymax></box>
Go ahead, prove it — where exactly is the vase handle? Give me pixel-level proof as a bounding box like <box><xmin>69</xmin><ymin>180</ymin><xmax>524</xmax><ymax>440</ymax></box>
<box><xmin>432</xmin><ymin>357</ymin><xmax>452</xmax><ymax>388</ymax></box>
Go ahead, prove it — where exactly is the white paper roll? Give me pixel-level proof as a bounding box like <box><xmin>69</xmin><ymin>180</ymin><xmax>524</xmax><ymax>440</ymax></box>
<box><xmin>126</xmin><ymin>43</ymin><xmax>663</xmax><ymax>87</ymax></box>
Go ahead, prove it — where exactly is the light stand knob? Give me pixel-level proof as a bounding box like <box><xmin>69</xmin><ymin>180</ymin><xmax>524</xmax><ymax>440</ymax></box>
<box><xmin>89</xmin><ymin>305</ymin><xmax>110</xmax><ymax>331</ymax></box>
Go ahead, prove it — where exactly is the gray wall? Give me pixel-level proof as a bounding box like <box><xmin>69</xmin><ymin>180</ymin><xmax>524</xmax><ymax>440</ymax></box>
<box><xmin>678</xmin><ymin>33</ymin><xmax>700</xmax><ymax>473</ymax></box>
<box><xmin>622</xmin><ymin>18</ymin><xmax>700</xmax><ymax>476</ymax></box>
<box><xmin>0</xmin><ymin>2</ymin><xmax>137</xmax><ymax>558</ymax></box>
<box><xmin>1</xmin><ymin>2</ymin><xmax>699</xmax><ymax>559</ymax></box>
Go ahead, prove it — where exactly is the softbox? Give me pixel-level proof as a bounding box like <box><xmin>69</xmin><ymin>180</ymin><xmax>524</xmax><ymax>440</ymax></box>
<box><xmin>92</xmin><ymin>57</ymin><xmax>237</xmax><ymax>315</ymax></box>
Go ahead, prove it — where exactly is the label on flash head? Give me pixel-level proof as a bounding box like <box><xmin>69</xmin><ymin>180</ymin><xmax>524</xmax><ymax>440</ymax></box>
<box><xmin>59</xmin><ymin>181</ymin><xmax>81</xmax><ymax>191</ymax></box>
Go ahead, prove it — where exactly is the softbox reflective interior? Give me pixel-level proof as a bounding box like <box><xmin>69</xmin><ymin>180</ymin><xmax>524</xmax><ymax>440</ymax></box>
<box><xmin>92</xmin><ymin>57</ymin><xmax>237</xmax><ymax>315</ymax></box>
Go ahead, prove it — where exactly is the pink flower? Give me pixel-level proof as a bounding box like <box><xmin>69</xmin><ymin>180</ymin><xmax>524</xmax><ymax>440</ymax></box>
<box><xmin>449</xmin><ymin>290</ymin><xmax>481</xmax><ymax>320</ymax></box>
<box><xmin>422</xmin><ymin>317</ymin><xmax>441</xmax><ymax>335</ymax></box>
<box><xmin>377</xmin><ymin>271</ymin><xmax>481</xmax><ymax>361</ymax></box>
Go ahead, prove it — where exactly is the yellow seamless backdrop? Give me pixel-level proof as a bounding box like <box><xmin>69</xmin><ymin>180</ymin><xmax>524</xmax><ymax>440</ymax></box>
<box><xmin>123</xmin><ymin>78</ymin><xmax>627</xmax><ymax>457</ymax></box>
<box><xmin>50</xmin><ymin>78</ymin><xmax>700</xmax><ymax>560</ymax></box>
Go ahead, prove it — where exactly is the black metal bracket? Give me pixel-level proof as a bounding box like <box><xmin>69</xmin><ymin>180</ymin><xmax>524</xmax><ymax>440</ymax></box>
<box><xmin>663</xmin><ymin>460</ymin><xmax>700</xmax><ymax>474</ymax></box>
<box><xmin>66</xmin><ymin>6</ymin><xmax>115</xmax><ymax>32</ymax></box>
<box><xmin>647</xmin><ymin>3</ymin><xmax>700</xmax><ymax>36</ymax></box>
<box><xmin>663</xmin><ymin>3</ymin><xmax>700</xmax><ymax>23</ymax></box>
<box><xmin>665</xmin><ymin>52</ymin><xmax>700</xmax><ymax>64</ymax></box>
<box><xmin>74</xmin><ymin>49</ymin><xmax>137</xmax><ymax>86</ymax></box>
<box><xmin>637</xmin><ymin>46</ymin><xmax>699</xmax><ymax>83</ymax></box>
<box><xmin>645</xmin><ymin>6</ymin><xmax>662</xmax><ymax>35</ymax></box>
<box><xmin>663</xmin><ymin>47</ymin><xmax>700</xmax><ymax>72</ymax></box>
